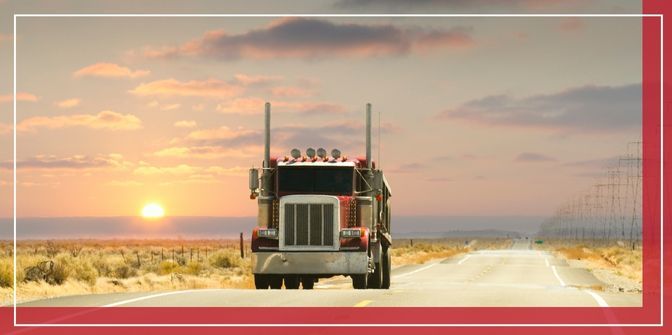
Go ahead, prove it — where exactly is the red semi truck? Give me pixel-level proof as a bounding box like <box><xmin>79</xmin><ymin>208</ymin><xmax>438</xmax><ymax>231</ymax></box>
<box><xmin>249</xmin><ymin>103</ymin><xmax>392</xmax><ymax>289</ymax></box>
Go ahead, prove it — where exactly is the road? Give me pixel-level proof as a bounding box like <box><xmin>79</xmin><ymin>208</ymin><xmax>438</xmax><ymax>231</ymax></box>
<box><xmin>20</xmin><ymin>240</ymin><xmax>641</xmax><ymax>307</ymax></box>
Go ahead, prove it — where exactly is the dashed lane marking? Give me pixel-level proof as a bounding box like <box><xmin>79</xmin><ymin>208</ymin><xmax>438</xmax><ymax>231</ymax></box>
<box><xmin>457</xmin><ymin>254</ymin><xmax>471</xmax><ymax>265</ymax></box>
<box><xmin>354</xmin><ymin>300</ymin><xmax>372</xmax><ymax>307</ymax></box>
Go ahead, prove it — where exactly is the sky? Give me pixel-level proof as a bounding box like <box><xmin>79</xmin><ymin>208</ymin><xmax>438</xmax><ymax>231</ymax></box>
<box><xmin>0</xmin><ymin>1</ymin><xmax>642</xmax><ymax>230</ymax></box>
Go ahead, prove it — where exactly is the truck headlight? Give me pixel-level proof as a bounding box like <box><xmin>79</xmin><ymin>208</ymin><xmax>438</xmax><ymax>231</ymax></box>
<box><xmin>258</xmin><ymin>228</ymin><xmax>278</xmax><ymax>239</ymax></box>
<box><xmin>340</xmin><ymin>228</ymin><xmax>364</xmax><ymax>238</ymax></box>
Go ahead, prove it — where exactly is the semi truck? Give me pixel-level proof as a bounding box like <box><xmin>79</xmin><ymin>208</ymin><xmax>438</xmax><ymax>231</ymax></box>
<box><xmin>249</xmin><ymin>103</ymin><xmax>392</xmax><ymax>290</ymax></box>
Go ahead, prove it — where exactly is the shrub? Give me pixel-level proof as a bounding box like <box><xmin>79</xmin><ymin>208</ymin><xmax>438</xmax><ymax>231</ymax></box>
<box><xmin>113</xmin><ymin>263</ymin><xmax>137</xmax><ymax>279</ymax></box>
<box><xmin>158</xmin><ymin>260</ymin><xmax>179</xmax><ymax>275</ymax></box>
<box><xmin>0</xmin><ymin>258</ymin><xmax>13</xmax><ymax>288</ymax></box>
<box><xmin>210</xmin><ymin>252</ymin><xmax>240</xmax><ymax>269</ymax></box>
<box><xmin>184</xmin><ymin>261</ymin><xmax>203</xmax><ymax>275</ymax></box>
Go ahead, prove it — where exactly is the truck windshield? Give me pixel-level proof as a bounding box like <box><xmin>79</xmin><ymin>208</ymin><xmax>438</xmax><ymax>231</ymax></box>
<box><xmin>278</xmin><ymin>166</ymin><xmax>354</xmax><ymax>195</ymax></box>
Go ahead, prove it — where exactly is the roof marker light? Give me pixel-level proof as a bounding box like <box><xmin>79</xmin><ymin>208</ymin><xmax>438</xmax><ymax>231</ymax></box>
<box><xmin>290</xmin><ymin>148</ymin><xmax>301</xmax><ymax>159</ymax></box>
<box><xmin>331</xmin><ymin>149</ymin><xmax>341</xmax><ymax>159</ymax></box>
<box><xmin>317</xmin><ymin>148</ymin><xmax>327</xmax><ymax>159</ymax></box>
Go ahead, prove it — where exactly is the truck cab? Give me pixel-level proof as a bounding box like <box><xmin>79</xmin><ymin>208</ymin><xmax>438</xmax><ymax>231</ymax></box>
<box><xmin>249</xmin><ymin>103</ymin><xmax>392</xmax><ymax>290</ymax></box>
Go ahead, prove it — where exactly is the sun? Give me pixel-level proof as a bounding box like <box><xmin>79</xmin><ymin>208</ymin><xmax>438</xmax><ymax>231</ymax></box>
<box><xmin>141</xmin><ymin>203</ymin><xmax>165</xmax><ymax>219</ymax></box>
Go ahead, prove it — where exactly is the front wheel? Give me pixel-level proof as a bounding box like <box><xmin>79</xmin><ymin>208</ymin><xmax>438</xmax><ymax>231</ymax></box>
<box><xmin>254</xmin><ymin>274</ymin><xmax>269</xmax><ymax>289</ymax></box>
<box><xmin>381</xmin><ymin>247</ymin><xmax>391</xmax><ymax>289</ymax></box>
<box><xmin>269</xmin><ymin>275</ymin><xmax>283</xmax><ymax>289</ymax></box>
<box><xmin>352</xmin><ymin>274</ymin><xmax>368</xmax><ymax>289</ymax></box>
<box><xmin>284</xmin><ymin>275</ymin><xmax>300</xmax><ymax>289</ymax></box>
<box><xmin>301</xmin><ymin>277</ymin><xmax>315</xmax><ymax>290</ymax></box>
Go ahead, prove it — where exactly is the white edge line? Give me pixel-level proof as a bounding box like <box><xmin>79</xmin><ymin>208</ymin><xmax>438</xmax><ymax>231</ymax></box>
<box><xmin>584</xmin><ymin>291</ymin><xmax>609</xmax><ymax>308</ymax></box>
<box><xmin>11</xmin><ymin>12</ymin><xmax>665</xmax><ymax>328</ymax></box>
<box><xmin>103</xmin><ymin>289</ymin><xmax>223</xmax><ymax>307</ymax></box>
<box><xmin>551</xmin><ymin>266</ymin><xmax>566</xmax><ymax>287</ymax></box>
<box><xmin>544</xmin><ymin>257</ymin><xmax>550</xmax><ymax>267</ymax></box>
<box><xmin>457</xmin><ymin>254</ymin><xmax>471</xmax><ymax>265</ymax></box>
<box><xmin>393</xmin><ymin>263</ymin><xmax>437</xmax><ymax>279</ymax></box>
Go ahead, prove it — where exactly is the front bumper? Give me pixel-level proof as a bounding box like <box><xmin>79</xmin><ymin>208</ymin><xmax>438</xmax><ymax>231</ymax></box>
<box><xmin>252</xmin><ymin>251</ymin><xmax>368</xmax><ymax>275</ymax></box>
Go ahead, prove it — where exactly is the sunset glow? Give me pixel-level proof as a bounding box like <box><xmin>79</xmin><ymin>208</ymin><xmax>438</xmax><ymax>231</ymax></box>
<box><xmin>141</xmin><ymin>203</ymin><xmax>165</xmax><ymax>219</ymax></box>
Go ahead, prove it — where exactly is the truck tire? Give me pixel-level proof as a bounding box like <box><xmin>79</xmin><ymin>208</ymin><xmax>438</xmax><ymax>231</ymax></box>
<box><xmin>367</xmin><ymin>262</ymin><xmax>382</xmax><ymax>289</ymax></box>
<box><xmin>254</xmin><ymin>274</ymin><xmax>269</xmax><ymax>289</ymax></box>
<box><xmin>352</xmin><ymin>274</ymin><xmax>368</xmax><ymax>289</ymax></box>
<box><xmin>301</xmin><ymin>277</ymin><xmax>315</xmax><ymax>290</ymax></box>
<box><xmin>381</xmin><ymin>247</ymin><xmax>391</xmax><ymax>289</ymax></box>
<box><xmin>284</xmin><ymin>275</ymin><xmax>300</xmax><ymax>289</ymax></box>
<box><xmin>269</xmin><ymin>275</ymin><xmax>283</xmax><ymax>289</ymax></box>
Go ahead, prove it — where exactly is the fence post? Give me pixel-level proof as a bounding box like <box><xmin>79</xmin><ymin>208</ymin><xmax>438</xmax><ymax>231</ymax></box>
<box><xmin>240</xmin><ymin>232</ymin><xmax>245</xmax><ymax>259</ymax></box>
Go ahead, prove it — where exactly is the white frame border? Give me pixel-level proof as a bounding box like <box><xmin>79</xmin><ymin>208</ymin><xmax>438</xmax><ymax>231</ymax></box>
<box><xmin>11</xmin><ymin>13</ymin><xmax>664</xmax><ymax>328</ymax></box>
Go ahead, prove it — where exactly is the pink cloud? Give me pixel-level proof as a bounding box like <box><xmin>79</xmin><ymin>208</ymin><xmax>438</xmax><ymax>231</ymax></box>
<box><xmin>234</xmin><ymin>74</ymin><xmax>282</xmax><ymax>86</ymax></box>
<box><xmin>18</xmin><ymin>111</ymin><xmax>142</xmax><ymax>132</ymax></box>
<box><xmin>271</xmin><ymin>86</ymin><xmax>313</xmax><ymax>98</ymax></box>
<box><xmin>74</xmin><ymin>62</ymin><xmax>150</xmax><ymax>79</ymax></box>
<box><xmin>173</xmin><ymin>120</ymin><xmax>197</xmax><ymax>128</ymax></box>
<box><xmin>54</xmin><ymin>98</ymin><xmax>81</xmax><ymax>108</ymax></box>
<box><xmin>0</xmin><ymin>92</ymin><xmax>39</xmax><ymax>103</ymax></box>
<box><xmin>216</xmin><ymin>98</ymin><xmax>345</xmax><ymax>115</ymax></box>
<box><xmin>129</xmin><ymin>78</ymin><xmax>244</xmax><ymax>98</ymax></box>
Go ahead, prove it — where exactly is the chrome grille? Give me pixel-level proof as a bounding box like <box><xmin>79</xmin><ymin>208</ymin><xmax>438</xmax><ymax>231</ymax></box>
<box><xmin>283</xmin><ymin>203</ymin><xmax>335</xmax><ymax>247</ymax></box>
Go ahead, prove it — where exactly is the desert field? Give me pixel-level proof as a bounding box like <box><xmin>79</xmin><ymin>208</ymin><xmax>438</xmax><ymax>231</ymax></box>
<box><xmin>0</xmin><ymin>237</ymin><xmax>515</xmax><ymax>305</ymax></box>
<box><xmin>534</xmin><ymin>239</ymin><xmax>642</xmax><ymax>293</ymax></box>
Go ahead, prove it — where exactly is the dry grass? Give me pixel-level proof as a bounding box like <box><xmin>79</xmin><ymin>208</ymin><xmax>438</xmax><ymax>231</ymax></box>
<box><xmin>0</xmin><ymin>239</ymin><xmax>253</xmax><ymax>305</ymax></box>
<box><xmin>391</xmin><ymin>238</ymin><xmax>512</xmax><ymax>266</ymax></box>
<box><xmin>540</xmin><ymin>240</ymin><xmax>642</xmax><ymax>283</ymax></box>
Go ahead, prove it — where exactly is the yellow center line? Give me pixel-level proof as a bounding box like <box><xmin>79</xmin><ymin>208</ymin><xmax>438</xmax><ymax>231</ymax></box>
<box><xmin>354</xmin><ymin>300</ymin><xmax>373</xmax><ymax>307</ymax></box>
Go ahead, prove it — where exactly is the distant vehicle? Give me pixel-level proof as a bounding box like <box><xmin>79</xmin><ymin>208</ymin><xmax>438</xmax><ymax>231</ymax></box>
<box><xmin>248</xmin><ymin>103</ymin><xmax>392</xmax><ymax>290</ymax></box>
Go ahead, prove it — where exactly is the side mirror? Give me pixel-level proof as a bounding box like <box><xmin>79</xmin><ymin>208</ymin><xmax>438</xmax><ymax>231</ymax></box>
<box><xmin>249</xmin><ymin>168</ymin><xmax>259</xmax><ymax>198</ymax></box>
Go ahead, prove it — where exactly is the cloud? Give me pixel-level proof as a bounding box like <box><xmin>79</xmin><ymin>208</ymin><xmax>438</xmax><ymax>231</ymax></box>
<box><xmin>514</xmin><ymin>152</ymin><xmax>556</xmax><ymax>162</ymax></box>
<box><xmin>129</xmin><ymin>78</ymin><xmax>244</xmax><ymax>98</ymax></box>
<box><xmin>271</xmin><ymin>86</ymin><xmax>313</xmax><ymax>98</ymax></box>
<box><xmin>173</xmin><ymin>120</ymin><xmax>197</xmax><ymax>128</ymax></box>
<box><xmin>160</xmin><ymin>103</ymin><xmax>181</xmax><ymax>111</ymax></box>
<box><xmin>74</xmin><ymin>62</ymin><xmax>150</xmax><ymax>79</ymax></box>
<box><xmin>0</xmin><ymin>92</ymin><xmax>39</xmax><ymax>103</ymax></box>
<box><xmin>561</xmin><ymin>156</ymin><xmax>620</xmax><ymax>170</ymax></box>
<box><xmin>54</xmin><ymin>98</ymin><xmax>80</xmax><ymax>108</ymax></box>
<box><xmin>216</xmin><ymin>98</ymin><xmax>345</xmax><ymax>115</ymax></box>
<box><xmin>234</xmin><ymin>74</ymin><xmax>282</xmax><ymax>86</ymax></box>
<box><xmin>18</xmin><ymin>111</ymin><xmax>142</xmax><ymax>132</ymax></box>
<box><xmin>437</xmin><ymin>83</ymin><xmax>641</xmax><ymax>132</ymax></box>
<box><xmin>2</xmin><ymin>154</ymin><xmax>131</xmax><ymax>170</ymax></box>
<box><xmin>154</xmin><ymin>120</ymin><xmax>398</xmax><ymax>161</ymax></box>
<box><xmin>141</xmin><ymin>18</ymin><xmax>473</xmax><ymax>60</ymax></box>
<box><xmin>133</xmin><ymin>162</ymin><xmax>198</xmax><ymax>175</ymax></box>
<box><xmin>132</xmin><ymin>162</ymin><xmax>246</xmax><ymax>180</ymax></box>
<box><xmin>153</xmin><ymin>146</ymin><xmax>257</xmax><ymax>159</ymax></box>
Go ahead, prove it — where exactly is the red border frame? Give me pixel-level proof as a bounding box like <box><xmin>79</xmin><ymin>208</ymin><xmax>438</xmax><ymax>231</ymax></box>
<box><xmin>2</xmin><ymin>3</ymin><xmax>670</xmax><ymax>334</ymax></box>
